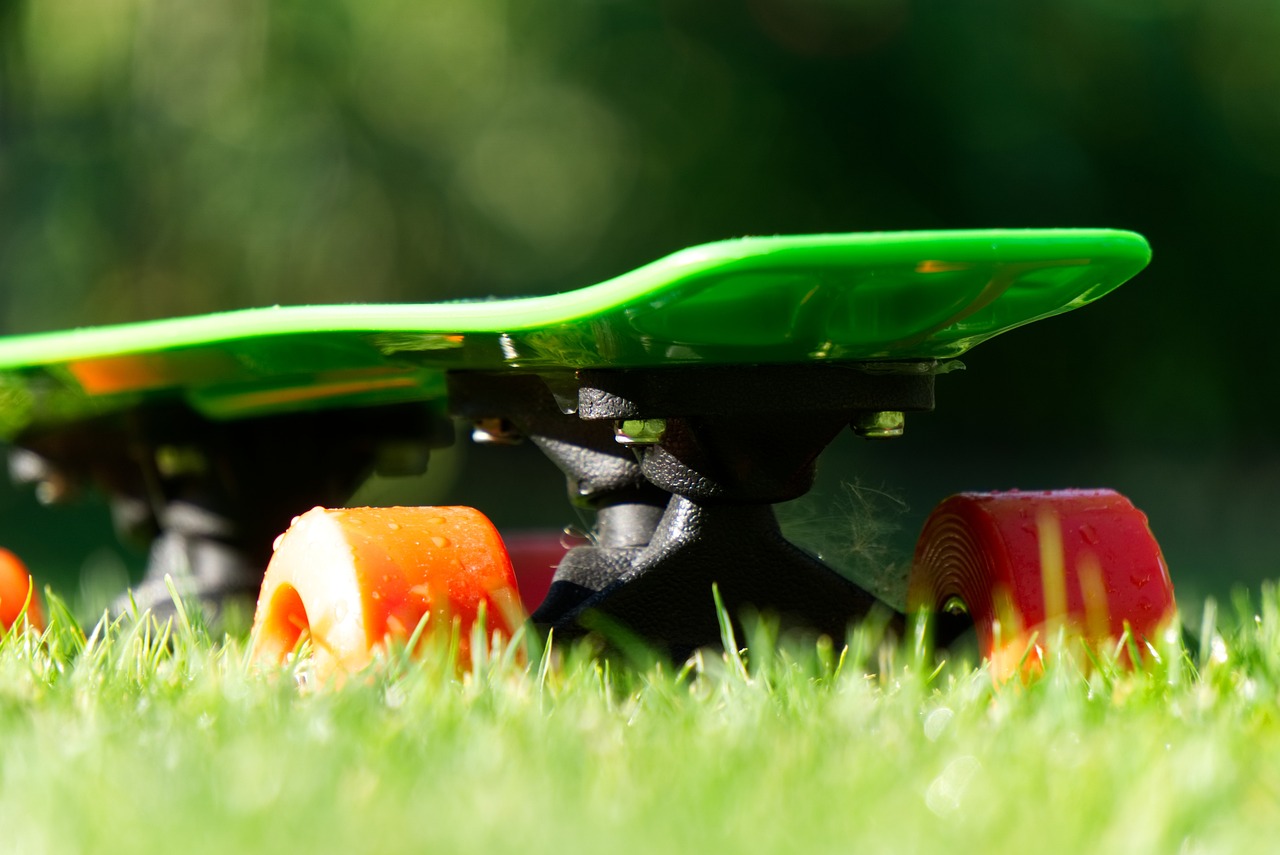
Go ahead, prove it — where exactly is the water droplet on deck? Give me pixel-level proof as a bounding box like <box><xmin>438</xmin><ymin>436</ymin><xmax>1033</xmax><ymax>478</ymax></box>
<box><xmin>1131</xmin><ymin>573</ymin><xmax>1150</xmax><ymax>589</ymax></box>
<box><xmin>1079</xmin><ymin>524</ymin><xmax>1098</xmax><ymax>544</ymax></box>
<box><xmin>431</xmin><ymin>536</ymin><xmax>450</xmax><ymax>548</ymax></box>
<box><xmin>388</xmin><ymin>522</ymin><xmax>401</xmax><ymax>532</ymax></box>
<box><xmin>272</xmin><ymin>533</ymin><xmax>285</xmax><ymax>552</ymax></box>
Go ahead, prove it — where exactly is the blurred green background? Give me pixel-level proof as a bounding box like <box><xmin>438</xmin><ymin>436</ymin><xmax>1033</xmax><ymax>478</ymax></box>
<box><xmin>1</xmin><ymin>0</ymin><xmax>1277</xmax><ymax>613</ymax></box>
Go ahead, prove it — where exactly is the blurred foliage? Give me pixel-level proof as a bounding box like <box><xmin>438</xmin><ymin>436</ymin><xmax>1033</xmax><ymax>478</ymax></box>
<box><xmin>4</xmin><ymin>0</ymin><xmax>1280</xmax><ymax>598</ymax></box>
<box><xmin>4</xmin><ymin>0</ymin><xmax>1279</xmax><ymax>442</ymax></box>
<box><xmin>5</xmin><ymin>1</ymin><xmax>1275</xmax><ymax>311</ymax></box>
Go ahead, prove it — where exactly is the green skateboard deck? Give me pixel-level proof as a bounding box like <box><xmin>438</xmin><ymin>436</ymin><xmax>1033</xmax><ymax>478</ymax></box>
<box><xmin>0</xmin><ymin>229</ymin><xmax>1149</xmax><ymax>439</ymax></box>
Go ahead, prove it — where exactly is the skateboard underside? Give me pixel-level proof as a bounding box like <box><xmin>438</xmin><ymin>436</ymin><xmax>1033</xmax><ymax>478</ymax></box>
<box><xmin>0</xmin><ymin>229</ymin><xmax>1149</xmax><ymax>438</ymax></box>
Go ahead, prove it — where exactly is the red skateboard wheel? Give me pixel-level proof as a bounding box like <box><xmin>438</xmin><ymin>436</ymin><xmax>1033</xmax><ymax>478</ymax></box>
<box><xmin>0</xmin><ymin>548</ymin><xmax>43</xmax><ymax>632</ymax></box>
<box><xmin>908</xmin><ymin>490</ymin><xmax>1175</xmax><ymax>676</ymax></box>
<box><xmin>250</xmin><ymin>506</ymin><xmax>525</xmax><ymax>681</ymax></box>
<box><xmin>501</xmin><ymin>531</ymin><xmax>568</xmax><ymax>612</ymax></box>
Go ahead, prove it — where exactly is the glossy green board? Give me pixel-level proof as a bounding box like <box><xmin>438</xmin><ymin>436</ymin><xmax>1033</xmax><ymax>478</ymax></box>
<box><xmin>0</xmin><ymin>229</ymin><xmax>1150</xmax><ymax>438</ymax></box>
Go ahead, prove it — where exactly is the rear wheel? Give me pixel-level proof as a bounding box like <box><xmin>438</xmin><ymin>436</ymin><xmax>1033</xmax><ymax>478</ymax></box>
<box><xmin>250</xmin><ymin>506</ymin><xmax>524</xmax><ymax>681</ymax></box>
<box><xmin>907</xmin><ymin>489</ymin><xmax>1175</xmax><ymax>676</ymax></box>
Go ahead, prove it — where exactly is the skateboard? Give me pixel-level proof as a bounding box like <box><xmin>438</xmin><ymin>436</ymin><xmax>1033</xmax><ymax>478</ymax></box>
<box><xmin>0</xmin><ymin>229</ymin><xmax>1176</xmax><ymax>678</ymax></box>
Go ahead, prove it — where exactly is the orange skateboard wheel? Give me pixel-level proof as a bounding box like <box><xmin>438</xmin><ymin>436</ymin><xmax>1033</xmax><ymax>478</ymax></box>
<box><xmin>908</xmin><ymin>490</ymin><xmax>1175</xmax><ymax>677</ymax></box>
<box><xmin>250</xmin><ymin>506</ymin><xmax>524</xmax><ymax>680</ymax></box>
<box><xmin>0</xmin><ymin>548</ymin><xmax>43</xmax><ymax>632</ymax></box>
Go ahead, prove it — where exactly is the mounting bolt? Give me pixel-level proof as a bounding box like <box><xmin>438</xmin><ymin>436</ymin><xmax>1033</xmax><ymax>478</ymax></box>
<box><xmin>613</xmin><ymin>418</ymin><xmax>667</xmax><ymax>446</ymax></box>
<box><xmin>471</xmin><ymin>417</ymin><xmax>523</xmax><ymax>446</ymax></box>
<box><xmin>852</xmin><ymin>411</ymin><xmax>905</xmax><ymax>439</ymax></box>
<box><xmin>155</xmin><ymin>445</ymin><xmax>209</xmax><ymax>478</ymax></box>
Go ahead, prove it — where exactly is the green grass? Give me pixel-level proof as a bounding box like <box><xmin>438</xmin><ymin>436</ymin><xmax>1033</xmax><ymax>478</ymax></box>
<box><xmin>3</xmin><ymin>590</ymin><xmax>1280</xmax><ymax>854</ymax></box>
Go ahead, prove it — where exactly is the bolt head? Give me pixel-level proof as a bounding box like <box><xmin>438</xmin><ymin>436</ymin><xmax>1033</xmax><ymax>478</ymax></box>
<box><xmin>155</xmin><ymin>445</ymin><xmax>209</xmax><ymax>478</ymax></box>
<box><xmin>471</xmin><ymin>418</ymin><xmax>523</xmax><ymax>446</ymax></box>
<box><xmin>852</xmin><ymin>411</ymin><xmax>905</xmax><ymax>439</ymax></box>
<box><xmin>613</xmin><ymin>418</ymin><xmax>667</xmax><ymax>446</ymax></box>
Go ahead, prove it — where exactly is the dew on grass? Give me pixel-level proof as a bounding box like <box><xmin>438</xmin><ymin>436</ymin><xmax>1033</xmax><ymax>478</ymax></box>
<box><xmin>923</xmin><ymin>707</ymin><xmax>953</xmax><ymax>742</ymax></box>
<box><xmin>1209</xmin><ymin>636</ymin><xmax>1228</xmax><ymax>665</ymax></box>
<box><xmin>308</xmin><ymin>713</ymin><xmax>335</xmax><ymax>743</ymax></box>
<box><xmin>925</xmin><ymin>755</ymin><xmax>981</xmax><ymax>817</ymax></box>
